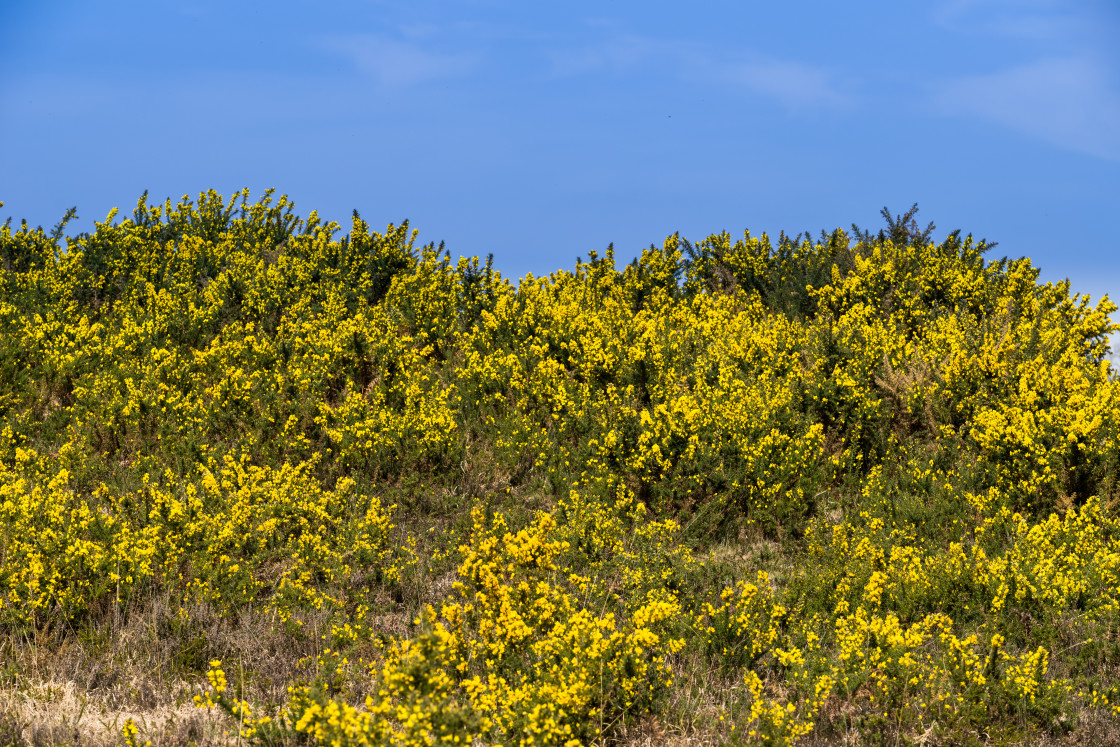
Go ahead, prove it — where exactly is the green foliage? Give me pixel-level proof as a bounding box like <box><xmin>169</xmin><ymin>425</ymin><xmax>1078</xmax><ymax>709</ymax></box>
<box><xmin>3</xmin><ymin>191</ymin><xmax>1119</xmax><ymax>744</ymax></box>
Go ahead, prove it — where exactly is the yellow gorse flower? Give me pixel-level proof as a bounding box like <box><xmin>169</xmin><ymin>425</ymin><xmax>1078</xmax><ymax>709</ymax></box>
<box><xmin>3</xmin><ymin>193</ymin><xmax>1118</xmax><ymax>744</ymax></box>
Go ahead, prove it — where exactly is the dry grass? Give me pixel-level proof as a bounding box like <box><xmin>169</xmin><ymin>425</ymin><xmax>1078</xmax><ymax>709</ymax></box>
<box><xmin>0</xmin><ymin>678</ymin><xmax>225</xmax><ymax>746</ymax></box>
<box><xmin>0</xmin><ymin>594</ymin><xmax>379</xmax><ymax>746</ymax></box>
<box><xmin>4</xmin><ymin>568</ymin><xmax>1120</xmax><ymax>745</ymax></box>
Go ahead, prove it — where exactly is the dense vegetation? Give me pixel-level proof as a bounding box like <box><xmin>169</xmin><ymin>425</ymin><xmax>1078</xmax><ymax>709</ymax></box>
<box><xmin>1</xmin><ymin>190</ymin><xmax>1119</xmax><ymax>745</ymax></box>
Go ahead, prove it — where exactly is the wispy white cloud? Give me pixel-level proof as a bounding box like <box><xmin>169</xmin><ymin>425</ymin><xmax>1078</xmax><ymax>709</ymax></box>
<box><xmin>712</xmin><ymin>60</ymin><xmax>851</xmax><ymax>109</ymax></box>
<box><xmin>544</xmin><ymin>34</ymin><xmax>852</xmax><ymax>110</ymax></box>
<box><xmin>316</xmin><ymin>34</ymin><xmax>477</xmax><ymax>87</ymax></box>
<box><xmin>932</xmin><ymin>0</ymin><xmax>1120</xmax><ymax>61</ymax></box>
<box><xmin>932</xmin><ymin>0</ymin><xmax>1087</xmax><ymax>40</ymax></box>
<box><xmin>544</xmin><ymin>34</ymin><xmax>658</xmax><ymax>78</ymax></box>
<box><xmin>932</xmin><ymin>56</ymin><xmax>1120</xmax><ymax>161</ymax></box>
<box><xmin>0</xmin><ymin>74</ymin><xmax>115</xmax><ymax>117</ymax></box>
<box><xmin>927</xmin><ymin>0</ymin><xmax>1120</xmax><ymax>160</ymax></box>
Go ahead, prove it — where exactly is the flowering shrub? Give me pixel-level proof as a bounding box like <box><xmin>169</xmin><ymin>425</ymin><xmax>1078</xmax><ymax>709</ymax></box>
<box><xmin>264</xmin><ymin>507</ymin><xmax>685</xmax><ymax>745</ymax></box>
<box><xmin>0</xmin><ymin>451</ymin><xmax>397</xmax><ymax>628</ymax></box>
<box><xmin>3</xmin><ymin>193</ymin><xmax>1119</xmax><ymax>744</ymax></box>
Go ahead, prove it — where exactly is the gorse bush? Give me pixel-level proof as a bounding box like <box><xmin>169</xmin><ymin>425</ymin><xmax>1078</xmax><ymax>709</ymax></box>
<box><xmin>1</xmin><ymin>190</ymin><xmax>1119</xmax><ymax>745</ymax></box>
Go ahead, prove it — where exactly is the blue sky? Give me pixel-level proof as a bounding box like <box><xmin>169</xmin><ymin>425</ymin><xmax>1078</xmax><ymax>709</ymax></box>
<box><xmin>2</xmin><ymin>0</ymin><xmax>1118</xmax><ymax>304</ymax></box>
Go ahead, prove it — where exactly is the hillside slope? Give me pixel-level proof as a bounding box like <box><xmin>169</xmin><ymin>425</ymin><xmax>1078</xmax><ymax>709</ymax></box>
<box><xmin>1</xmin><ymin>191</ymin><xmax>1119</xmax><ymax>745</ymax></box>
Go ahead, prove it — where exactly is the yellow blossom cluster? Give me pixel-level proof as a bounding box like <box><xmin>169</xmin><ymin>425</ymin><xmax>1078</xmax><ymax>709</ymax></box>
<box><xmin>274</xmin><ymin>504</ymin><xmax>686</xmax><ymax>745</ymax></box>
<box><xmin>4</xmin><ymin>192</ymin><xmax>1120</xmax><ymax>744</ymax></box>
